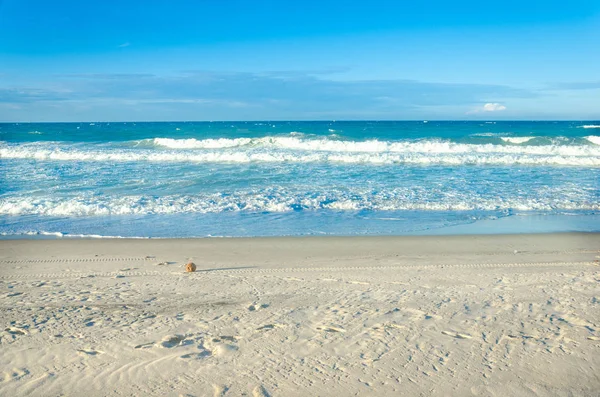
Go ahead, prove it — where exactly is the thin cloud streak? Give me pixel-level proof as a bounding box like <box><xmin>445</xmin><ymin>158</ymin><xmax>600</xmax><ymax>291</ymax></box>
<box><xmin>0</xmin><ymin>71</ymin><xmax>534</xmax><ymax>121</ymax></box>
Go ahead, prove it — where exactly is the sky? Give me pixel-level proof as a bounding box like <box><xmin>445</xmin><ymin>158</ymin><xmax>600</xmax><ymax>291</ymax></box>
<box><xmin>0</xmin><ymin>0</ymin><xmax>599</xmax><ymax>121</ymax></box>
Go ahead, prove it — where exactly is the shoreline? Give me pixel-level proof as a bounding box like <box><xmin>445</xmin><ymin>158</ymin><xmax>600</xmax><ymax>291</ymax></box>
<box><xmin>2</xmin><ymin>230</ymin><xmax>599</xmax><ymax>252</ymax></box>
<box><xmin>3</xmin><ymin>212</ymin><xmax>599</xmax><ymax>240</ymax></box>
<box><xmin>3</xmin><ymin>229</ymin><xmax>600</xmax><ymax>238</ymax></box>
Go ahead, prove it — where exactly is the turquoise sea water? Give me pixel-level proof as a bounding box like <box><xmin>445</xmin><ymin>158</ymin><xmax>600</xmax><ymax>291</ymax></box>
<box><xmin>1</xmin><ymin>121</ymin><xmax>599</xmax><ymax>238</ymax></box>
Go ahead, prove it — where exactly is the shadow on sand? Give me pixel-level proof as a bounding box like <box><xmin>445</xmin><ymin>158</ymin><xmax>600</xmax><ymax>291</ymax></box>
<box><xmin>198</xmin><ymin>266</ymin><xmax>257</xmax><ymax>272</ymax></box>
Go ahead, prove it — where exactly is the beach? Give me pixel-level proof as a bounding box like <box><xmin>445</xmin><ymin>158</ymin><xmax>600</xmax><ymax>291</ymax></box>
<box><xmin>3</xmin><ymin>1</ymin><xmax>600</xmax><ymax>395</ymax></box>
<box><xmin>1</xmin><ymin>233</ymin><xmax>599</xmax><ymax>396</ymax></box>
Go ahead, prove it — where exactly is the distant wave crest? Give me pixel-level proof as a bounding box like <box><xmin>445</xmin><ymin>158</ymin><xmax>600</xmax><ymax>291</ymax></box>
<box><xmin>151</xmin><ymin>136</ymin><xmax>558</xmax><ymax>152</ymax></box>
<box><xmin>499</xmin><ymin>137</ymin><xmax>535</xmax><ymax>144</ymax></box>
<box><xmin>2</xmin><ymin>138</ymin><xmax>600</xmax><ymax>166</ymax></box>
<box><xmin>152</xmin><ymin>137</ymin><xmax>253</xmax><ymax>149</ymax></box>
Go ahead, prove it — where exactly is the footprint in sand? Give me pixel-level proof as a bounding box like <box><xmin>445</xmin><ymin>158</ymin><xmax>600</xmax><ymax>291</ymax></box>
<box><xmin>159</xmin><ymin>334</ymin><xmax>192</xmax><ymax>348</ymax></box>
<box><xmin>248</xmin><ymin>303</ymin><xmax>270</xmax><ymax>311</ymax></box>
<box><xmin>213</xmin><ymin>384</ymin><xmax>230</xmax><ymax>397</ymax></box>
<box><xmin>217</xmin><ymin>335</ymin><xmax>237</xmax><ymax>342</ymax></box>
<box><xmin>212</xmin><ymin>343</ymin><xmax>238</xmax><ymax>356</ymax></box>
<box><xmin>556</xmin><ymin>315</ymin><xmax>596</xmax><ymax>331</ymax></box>
<box><xmin>5</xmin><ymin>327</ymin><xmax>28</xmax><ymax>336</ymax></box>
<box><xmin>372</xmin><ymin>323</ymin><xmax>406</xmax><ymax>332</ymax></box>
<box><xmin>441</xmin><ymin>330</ymin><xmax>472</xmax><ymax>339</ymax></box>
<box><xmin>206</xmin><ymin>336</ymin><xmax>240</xmax><ymax>356</ymax></box>
<box><xmin>2</xmin><ymin>368</ymin><xmax>30</xmax><ymax>382</ymax></box>
<box><xmin>77</xmin><ymin>349</ymin><xmax>103</xmax><ymax>356</ymax></box>
<box><xmin>256</xmin><ymin>324</ymin><xmax>284</xmax><ymax>332</ymax></box>
<box><xmin>317</xmin><ymin>325</ymin><xmax>346</xmax><ymax>333</ymax></box>
<box><xmin>252</xmin><ymin>385</ymin><xmax>271</xmax><ymax>397</ymax></box>
<box><xmin>180</xmin><ymin>350</ymin><xmax>212</xmax><ymax>359</ymax></box>
<box><xmin>136</xmin><ymin>333</ymin><xmax>209</xmax><ymax>350</ymax></box>
<box><xmin>134</xmin><ymin>342</ymin><xmax>154</xmax><ymax>349</ymax></box>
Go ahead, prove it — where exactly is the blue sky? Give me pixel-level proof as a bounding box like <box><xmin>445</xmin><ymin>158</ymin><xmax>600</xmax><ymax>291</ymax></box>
<box><xmin>1</xmin><ymin>0</ymin><xmax>599</xmax><ymax>121</ymax></box>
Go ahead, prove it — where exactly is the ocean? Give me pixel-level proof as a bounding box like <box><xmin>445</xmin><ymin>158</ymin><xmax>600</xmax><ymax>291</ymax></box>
<box><xmin>1</xmin><ymin>121</ymin><xmax>599</xmax><ymax>238</ymax></box>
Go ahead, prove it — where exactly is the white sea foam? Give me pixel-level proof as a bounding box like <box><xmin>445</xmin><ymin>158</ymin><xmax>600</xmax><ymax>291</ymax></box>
<box><xmin>500</xmin><ymin>137</ymin><xmax>535</xmax><ymax>144</ymax></box>
<box><xmin>1</xmin><ymin>146</ymin><xmax>599</xmax><ymax>166</ymax></box>
<box><xmin>581</xmin><ymin>125</ymin><xmax>600</xmax><ymax>129</ymax></box>
<box><xmin>2</xmin><ymin>138</ymin><xmax>600</xmax><ymax>166</ymax></box>
<box><xmin>1</xmin><ymin>190</ymin><xmax>597</xmax><ymax>217</ymax></box>
<box><xmin>153</xmin><ymin>137</ymin><xmax>254</xmax><ymax>149</ymax></box>
<box><xmin>585</xmin><ymin>136</ymin><xmax>600</xmax><ymax>145</ymax></box>
<box><xmin>0</xmin><ymin>231</ymin><xmax>148</xmax><ymax>239</ymax></box>
<box><xmin>3</xmin><ymin>231</ymin><xmax>66</xmax><ymax>237</ymax></box>
<box><xmin>149</xmin><ymin>136</ymin><xmax>600</xmax><ymax>156</ymax></box>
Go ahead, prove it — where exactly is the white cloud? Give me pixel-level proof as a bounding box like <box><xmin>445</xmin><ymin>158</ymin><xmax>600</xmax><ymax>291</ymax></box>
<box><xmin>482</xmin><ymin>102</ymin><xmax>507</xmax><ymax>112</ymax></box>
<box><xmin>467</xmin><ymin>102</ymin><xmax>507</xmax><ymax>114</ymax></box>
<box><xmin>117</xmin><ymin>42</ymin><xmax>131</xmax><ymax>48</ymax></box>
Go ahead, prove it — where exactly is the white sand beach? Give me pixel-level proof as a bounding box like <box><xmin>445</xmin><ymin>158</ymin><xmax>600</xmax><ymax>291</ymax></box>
<box><xmin>1</xmin><ymin>234</ymin><xmax>599</xmax><ymax>396</ymax></box>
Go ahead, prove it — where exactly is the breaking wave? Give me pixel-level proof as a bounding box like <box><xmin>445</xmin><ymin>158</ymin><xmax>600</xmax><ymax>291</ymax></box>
<box><xmin>585</xmin><ymin>135</ymin><xmax>600</xmax><ymax>145</ymax></box>
<box><xmin>2</xmin><ymin>138</ymin><xmax>600</xmax><ymax>166</ymax></box>
<box><xmin>499</xmin><ymin>137</ymin><xmax>535</xmax><ymax>144</ymax></box>
<box><xmin>148</xmin><ymin>136</ymin><xmax>596</xmax><ymax>154</ymax></box>
<box><xmin>1</xmin><ymin>190</ymin><xmax>598</xmax><ymax>217</ymax></box>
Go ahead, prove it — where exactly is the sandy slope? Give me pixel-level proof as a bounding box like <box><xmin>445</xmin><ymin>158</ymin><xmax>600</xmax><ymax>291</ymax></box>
<box><xmin>1</xmin><ymin>234</ymin><xmax>599</xmax><ymax>396</ymax></box>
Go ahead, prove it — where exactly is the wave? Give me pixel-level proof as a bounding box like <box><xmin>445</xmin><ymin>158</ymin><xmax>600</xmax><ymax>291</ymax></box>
<box><xmin>149</xmin><ymin>136</ymin><xmax>591</xmax><ymax>153</ymax></box>
<box><xmin>500</xmin><ymin>137</ymin><xmax>535</xmax><ymax>144</ymax></box>
<box><xmin>581</xmin><ymin>125</ymin><xmax>600</xmax><ymax>129</ymax></box>
<box><xmin>2</xmin><ymin>140</ymin><xmax>599</xmax><ymax>166</ymax></box>
<box><xmin>1</xmin><ymin>191</ymin><xmax>598</xmax><ymax>217</ymax></box>
<box><xmin>152</xmin><ymin>137</ymin><xmax>253</xmax><ymax>149</ymax></box>
<box><xmin>585</xmin><ymin>135</ymin><xmax>600</xmax><ymax>145</ymax></box>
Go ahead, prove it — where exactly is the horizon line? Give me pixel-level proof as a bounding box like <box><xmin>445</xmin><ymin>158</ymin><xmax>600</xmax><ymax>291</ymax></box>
<box><xmin>2</xmin><ymin>119</ymin><xmax>600</xmax><ymax>124</ymax></box>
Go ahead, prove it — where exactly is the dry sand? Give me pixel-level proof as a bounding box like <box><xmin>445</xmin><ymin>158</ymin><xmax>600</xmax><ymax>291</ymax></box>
<box><xmin>1</xmin><ymin>234</ymin><xmax>599</xmax><ymax>396</ymax></box>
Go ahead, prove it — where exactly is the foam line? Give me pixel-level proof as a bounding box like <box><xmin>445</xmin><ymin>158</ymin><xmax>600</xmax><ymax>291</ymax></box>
<box><xmin>1</xmin><ymin>192</ymin><xmax>597</xmax><ymax>216</ymax></box>
<box><xmin>2</xmin><ymin>142</ymin><xmax>599</xmax><ymax>166</ymax></box>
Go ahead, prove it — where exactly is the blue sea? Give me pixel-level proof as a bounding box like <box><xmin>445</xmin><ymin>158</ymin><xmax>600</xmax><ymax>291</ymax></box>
<box><xmin>1</xmin><ymin>121</ymin><xmax>599</xmax><ymax>238</ymax></box>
